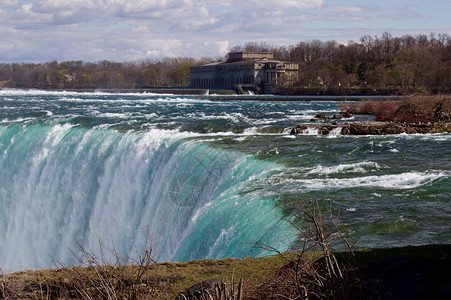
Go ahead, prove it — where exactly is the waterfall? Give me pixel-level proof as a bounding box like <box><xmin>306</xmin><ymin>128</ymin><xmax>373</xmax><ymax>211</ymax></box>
<box><xmin>0</xmin><ymin>123</ymin><xmax>286</xmax><ymax>271</ymax></box>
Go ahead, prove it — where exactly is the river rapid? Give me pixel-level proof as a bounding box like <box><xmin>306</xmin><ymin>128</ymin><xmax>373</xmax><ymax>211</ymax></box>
<box><xmin>0</xmin><ymin>90</ymin><xmax>449</xmax><ymax>271</ymax></box>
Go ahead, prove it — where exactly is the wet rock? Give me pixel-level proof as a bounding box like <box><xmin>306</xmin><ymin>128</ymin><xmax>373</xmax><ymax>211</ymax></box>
<box><xmin>319</xmin><ymin>125</ymin><xmax>337</xmax><ymax>135</ymax></box>
<box><xmin>314</xmin><ymin>113</ymin><xmax>331</xmax><ymax>120</ymax></box>
<box><xmin>346</xmin><ymin>123</ymin><xmax>404</xmax><ymax>135</ymax></box>
<box><xmin>292</xmin><ymin>122</ymin><xmax>450</xmax><ymax>136</ymax></box>
<box><xmin>332</xmin><ymin>114</ymin><xmax>343</xmax><ymax>120</ymax></box>
<box><xmin>341</xmin><ymin>123</ymin><xmax>451</xmax><ymax>135</ymax></box>
<box><xmin>290</xmin><ymin>125</ymin><xmax>308</xmax><ymax>135</ymax></box>
<box><xmin>257</xmin><ymin>127</ymin><xmax>285</xmax><ymax>134</ymax></box>
<box><xmin>341</xmin><ymin>111</ymin><xmax>353</xmax><ymax>118</ymax></box>
<box><xmin>341</xmin><ymin>126</ymin><xmax>351</xmax><ymax>135</ymax></box>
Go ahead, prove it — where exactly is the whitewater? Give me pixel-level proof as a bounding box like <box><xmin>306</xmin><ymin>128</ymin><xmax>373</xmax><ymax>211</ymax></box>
<box><xmin>1</xmin><ymin>90</ymin><xmax>450</xmax><ymax>271</ymax></box>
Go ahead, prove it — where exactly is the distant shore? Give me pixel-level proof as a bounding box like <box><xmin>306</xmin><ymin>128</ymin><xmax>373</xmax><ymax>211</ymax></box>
<box><xmin>291</xmin><ymin>94</ymin><xmax>450</xmax><ymax>135</ymax></box>
<box><xmin>291</xmin><ymin>122</ymin><xmax>451</xmax><ymax>135</ymax></box>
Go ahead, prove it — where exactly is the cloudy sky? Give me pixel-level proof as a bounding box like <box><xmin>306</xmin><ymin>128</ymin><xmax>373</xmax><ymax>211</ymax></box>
<box><xmin>0</xmin><ymin>0</ymin><xmax>450</xmax><ymax>62</ymax></box>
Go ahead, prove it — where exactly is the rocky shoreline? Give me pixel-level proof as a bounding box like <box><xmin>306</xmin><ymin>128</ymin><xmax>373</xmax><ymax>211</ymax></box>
<box><xmin>290</xmin><ymin>122</ymin><xmax>451</xmax><ymax>135</ymax></box>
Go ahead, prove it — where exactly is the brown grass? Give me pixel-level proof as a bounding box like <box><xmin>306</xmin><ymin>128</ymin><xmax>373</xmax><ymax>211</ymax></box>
<box><xmin>1</xmin><ymin>246</ymin><xmax>450</xmax><ymax>299</ymax></box>
<box><xmin>247</xmin><ymin>193</ymin><xmax>360</xmax><ymax>300</ymax></box>
<box><xmin>339</xmin><ymin>94</ymin><xmax>451</xmax><ymax>123</ymax></box>
<box><xmin>0</xmin><ymin>255</ymin><xmax>292</xmax><ymax>299</ymax></box>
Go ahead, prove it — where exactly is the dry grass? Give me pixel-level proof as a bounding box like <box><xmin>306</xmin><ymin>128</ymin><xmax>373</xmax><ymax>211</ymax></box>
<box><xmin>176</xmin><ymin>277</ymin><xmax>244</xmax><ymax>300</ymax></box>
<box><xmin>339</xmin><ymin>94</ymin><xmax>451</xmax><ymax>123</ymax></box>
<box><xmin>51</xmin><ymin>227</ymin><xmax>159</xmax><ymax>300</ymax></box>
<box><xmin>1</xmin><ymin>246</ymin><xmax>449</xmax><ymax>299</ymax></box>
<box><xmin>0</xmin><ymin>255</ymin><xmax>291</xmax><ymax>299</ymax></box>
<box><xmin>247</xmin><ymin>192</ymin><xmax>360</xmax><ymax>300</ymax></box>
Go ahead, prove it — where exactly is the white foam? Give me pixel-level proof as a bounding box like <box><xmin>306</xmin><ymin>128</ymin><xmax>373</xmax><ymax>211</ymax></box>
<box><xmin>0</xmin><ymin>88</ymin><xmax>160</xmax><ymax>97</ymax></box>
<box><xmin>98</xmin><ymin>112</ymin><xmax>132</xmax><ymax>119</ymax></box>
<box><xmin>207</xmin><ymin>223</ymin><xmax>238</xmax><ymax>257</ymax></box>
<box><xmin>190</xmin><ymin>201</ymin><xmax>213</xmax><ymax>223</ymax></box>
<box><xmin>307</xmin><ymin>161</ymin><xmax>381</xmax><ymax>175</ymax></box>
<box><xmin>301</xmin><ymin>127</ymin><xmax>320</xmax><ymax>135</ymax></box>
<box><xmin>326</xmin><ymin>127</ymin><xmax>343</xmax><ymax>138</ymax></box>
<box><xmin>270</xmin><ymin>171</ymin><xmax>448</xmax><ymax>191</ymax></box>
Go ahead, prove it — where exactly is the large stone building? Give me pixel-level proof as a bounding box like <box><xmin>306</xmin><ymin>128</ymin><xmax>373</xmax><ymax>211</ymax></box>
<box><xmin>190</xmin><ymin>52</ymin><xmax>298</xmax><ymax>93</ymax></box>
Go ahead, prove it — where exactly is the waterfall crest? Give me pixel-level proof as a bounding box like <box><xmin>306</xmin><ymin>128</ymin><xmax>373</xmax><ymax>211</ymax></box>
<box><xmin>0</xmin><ymin>123</ymin><xmax>285</xmax><ymax>271</ymax></box>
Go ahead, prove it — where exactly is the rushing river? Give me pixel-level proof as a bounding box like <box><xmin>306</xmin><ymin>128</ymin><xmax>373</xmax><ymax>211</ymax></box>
<box><xmin>0</xmin><ymin>90</ymin><xmax>449</xmax><ymax>271</ymax></box>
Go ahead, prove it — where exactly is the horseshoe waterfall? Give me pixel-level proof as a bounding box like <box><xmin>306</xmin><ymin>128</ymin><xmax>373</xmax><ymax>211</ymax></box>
<box><xmin>1</xmin><ymin>90</ymin><xmax>450</xmax><ymax>271</ymax></box>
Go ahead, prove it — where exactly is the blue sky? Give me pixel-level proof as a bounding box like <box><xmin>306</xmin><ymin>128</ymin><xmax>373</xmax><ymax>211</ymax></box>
<box><xmin>0</xmin><ymin>0</ymin><xmax>449</xmax><ymax>62</ymax></box>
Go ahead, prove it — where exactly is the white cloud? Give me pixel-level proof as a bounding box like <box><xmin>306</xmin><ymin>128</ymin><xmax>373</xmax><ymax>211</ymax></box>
<box><xmin>0</xmin><ymin>0</ymin><xmax>449</xmax><ymax>62</ymax></box>
<box><xmin>1</xmin><ymin>0</ymin><xmax>219</xmax><ymax>30</ymax></box>
<box><xmin>10</xmin><ymin>3</ymin><xmax>53</xmax><ymax>23</ymax></box>
<box><xmin>4</xmin><ymin>0</ymin><xmax>323</xmax><ymax>25</ymax></box>
<box><xmin>243</xmin><ymin>0</ymin><xmax>322</xmax><ymax>9</ymax></box>
<box><xmin>322</xmin><ymin>4</ymin><xmax>364</xmax><ymax>13</ymax></box>
<box><xmin>201</xmin><ymin>41</ymin><xmax>230</xmax><ymax>56</ymax></box>
<box><xmin>0</xmin><ymin>0</ymin><xmax>18</xmax><ymax>5</ymax></box>
<box><xmin>212</xmin><ymin>0</ymin><xmax>322</xmax><ymax>10</ymax></box>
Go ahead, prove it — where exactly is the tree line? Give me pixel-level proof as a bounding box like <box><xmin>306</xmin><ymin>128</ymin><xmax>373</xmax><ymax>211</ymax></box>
<box><xmin>0</xmin><ymin>32</ymin><xmax>449</xmax><ymax>94</ymax></box>
<box><xmin>274</xmin><ymin>32</ymin><xmax>450</xmax><ymax>94</ymax></box>
<box><xmin>0</xmin><ymin>57</ymin><xmax>206</xmax><ymax>89</ymax></box>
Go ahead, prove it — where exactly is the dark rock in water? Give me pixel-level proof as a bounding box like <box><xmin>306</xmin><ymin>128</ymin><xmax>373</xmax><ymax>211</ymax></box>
<box><xmin>176</xmin><ymin>278</ymin><xmax>219</xmax><ymax>300</ymax></box>
<box><xmin>258</xmin><ymin>127</ymin><xmax>285</xmax><ymax>134</ymax></box>
<box><xmin>319</xmin><ymin>125</ymin><xmax>337</xmax><ymax>135</ymax></box>
<box><xmin>291</xmin><ymin>122</ymin><xmax>450</xmax><ymax>136</ymax></box>
<box><xmin>341</xmin><ymin>126</ymin><xmax>351</xmax><ymax>135</ymax></box>
<box><xmin>332</xmin><ymin>114</ymin><xmax>343</xmax><ymax>120</ymax></box>
<box><xmin>319</xmin><ymin>127</ymin><xmax>330</xmax><ymax>135</ymax></box>
<box><xmin>347</xmin><ymin>123</ymin><xmax>405</xmax><ymax>135</ymax></box>
<box><xmin>342</xmin><ymin>123</ymin><xmax>451</xmax><ymax>135</ymax></box>
<box><xmin>290</xmin><ymin>125</ymin><xmax>308</xmax><ymax>135</ymax></box>
<box><xmin>314</xmin><ymin>113</ymin><xmax>331</xmax><ymax>120</ymax></box>
<box><xmin>341</xmin><ymin>111</ymin><xmax>353</xmax><ymax>118</ymax></box>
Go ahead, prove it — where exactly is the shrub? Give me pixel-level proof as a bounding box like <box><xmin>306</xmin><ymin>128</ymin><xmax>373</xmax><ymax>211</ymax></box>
<box><xmin>53</xmin><ymin>227</ymin><xmax>155</xmax><ymax>300</ymax></box>
<box><xmin>340</xmin><ymin>95</ymin><xmax>450</xmax><ymax>123</ymax></box>
<box><xmin>339</xmin><ymin>101</ymin><xmax>378</xmax><ymax>115</ymax></box>
<box><xmin>248</xmin><ymin>193</ymin><xmax>359</xmax><ymax>299</ymax></box>
<box><xmin>374</xmin><ymin>101</ymin><xmax>400</xmax><ymax>121</ymax></box>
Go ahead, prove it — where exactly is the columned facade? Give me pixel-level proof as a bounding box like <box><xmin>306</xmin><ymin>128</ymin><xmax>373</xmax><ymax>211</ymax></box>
<box><xmin>190</xmin><ymin>52</ymin><xmax>298</xmax><ymax>92</ymax></box>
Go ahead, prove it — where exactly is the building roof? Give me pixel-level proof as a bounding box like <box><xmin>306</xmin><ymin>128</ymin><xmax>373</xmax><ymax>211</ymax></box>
<box><xmin>191</xmin><ymin>52</ymin><xmax>298</xmax><ymax>70</ymax></box>
<box><xmin>227</xmin><ymin>52</ymin><xmax>274</xmax><ymax>62</ymax></box>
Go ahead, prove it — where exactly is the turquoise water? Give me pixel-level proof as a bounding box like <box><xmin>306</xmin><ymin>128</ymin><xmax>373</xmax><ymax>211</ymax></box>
<box><xmin>0</xmin><ymin>90</ymin><xmax>449</xmax><ymax>271</ymax></box>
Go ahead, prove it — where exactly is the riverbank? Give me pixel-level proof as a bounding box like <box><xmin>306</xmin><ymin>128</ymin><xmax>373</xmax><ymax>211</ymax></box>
<box><xmin>291</xmin><ymin>94</ymin><xmax>451</xmax><ymax>135</ymax></box>
<box><xmin>1</xmin><ymin>245</ymin><xmax>450</xmax><ymax>299</ymax></box>
<box><xmin>291</xmin><ymin>122</ymin><xmax>451</xmax><ymax>135</ymax></box>
<box><xmin>275</xmin><ymin>86</ymin><xmax>415</xmax><ymax>96</ymax></box>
